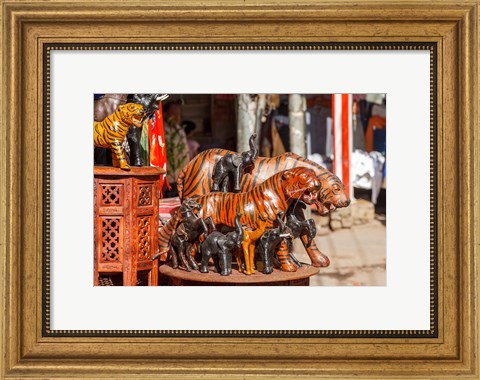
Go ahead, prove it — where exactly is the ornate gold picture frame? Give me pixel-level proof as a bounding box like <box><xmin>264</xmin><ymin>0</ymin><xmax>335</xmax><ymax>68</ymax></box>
<box><xmin>1</xmin><ymin>1</ymin><xmax>478</xmax><ymax>378</ymax></box>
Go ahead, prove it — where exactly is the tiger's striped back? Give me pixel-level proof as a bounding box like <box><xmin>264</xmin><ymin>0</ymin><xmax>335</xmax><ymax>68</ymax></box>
<box><xmin>177</xmin><ymin>150</ymin><xmax>329</xmax><ymax>200</ymax></box>
<box><xmin>192</xmin><ymin>171</ymin><xmax>287</xmax><ymax>229</ymax></box>
<box><xmin>176</xmin><ymin>148</ymin><xmax>229</xmax><ymax>200</ymax></box>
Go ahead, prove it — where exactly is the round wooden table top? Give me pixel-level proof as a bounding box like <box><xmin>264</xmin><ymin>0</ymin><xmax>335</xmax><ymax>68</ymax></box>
<box><xmin>94</xmin><ymin>165</ymin><xmax>165</xmax><ymax>176</ymax></box>
<box><xmin>159</xmin><ymin>262</ymin><xmax>320</xmax><ymax>285</ymax></box>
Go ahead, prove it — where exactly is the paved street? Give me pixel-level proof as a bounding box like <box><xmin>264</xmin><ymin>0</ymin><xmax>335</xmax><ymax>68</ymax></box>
<box><xmin>293</xmin><ymin>217</ymin><xmax>386</xmax><ymax>286</ymax></box>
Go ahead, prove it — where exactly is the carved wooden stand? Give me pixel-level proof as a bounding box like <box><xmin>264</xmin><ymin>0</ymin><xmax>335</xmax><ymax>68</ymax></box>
<box><xmin>94</xmin><ymin>166</ymin><xmax>164</xmax><ymax>286</ymax></box>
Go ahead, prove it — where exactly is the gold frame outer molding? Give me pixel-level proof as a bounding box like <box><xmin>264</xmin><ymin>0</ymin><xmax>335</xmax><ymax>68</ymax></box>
<box><xmin>1</xmin><ymin>1</ymin><xmax>478</xmax><ymax>378</ymax></box>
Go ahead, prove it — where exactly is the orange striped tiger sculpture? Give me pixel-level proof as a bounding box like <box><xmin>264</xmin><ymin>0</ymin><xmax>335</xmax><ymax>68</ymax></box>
<box><xmin>159</xmin><ymin>167</ymin><xmax>321</xmax><ymax>274</ymax></box>
<box><xmin>176</xmin><ymin>150</ymin><xmax>350</xmax><ymax>268</ymax></box>
<box><xmin>94</xmin><ymin>103</ymin><xmax>145</xmax><ymax>170</ymax></box>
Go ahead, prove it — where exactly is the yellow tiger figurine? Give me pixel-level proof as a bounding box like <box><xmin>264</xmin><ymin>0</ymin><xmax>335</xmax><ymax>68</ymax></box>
<box><xmin>94</xmin><ymin>103</ymin><xmax>145</xmax><ymax>170</ymax></box>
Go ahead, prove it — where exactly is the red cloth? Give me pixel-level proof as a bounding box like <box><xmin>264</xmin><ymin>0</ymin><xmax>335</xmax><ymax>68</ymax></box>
<box><xmin>158</xmin><ymin>197</ymin><xmax>181</xmax><ymax>220</ymax></box>
<box><xmin>365</xmin><ymin>115</ymin><xmax>386</xmax><ymax>152</ymax></box>
<box><xmin>148</xmin><ymin>107</ymin><xmax>169</xmax><ymax>193</ymax></box>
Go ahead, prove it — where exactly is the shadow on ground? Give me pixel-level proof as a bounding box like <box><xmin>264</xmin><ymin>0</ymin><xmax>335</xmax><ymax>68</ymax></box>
<box><xmin>294</xmin><ymin>216</ymin><xmax>386</xmax><ymax>286</ymax></box>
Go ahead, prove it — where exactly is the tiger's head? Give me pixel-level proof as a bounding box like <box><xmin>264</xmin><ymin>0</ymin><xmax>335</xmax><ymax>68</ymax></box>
<box><xmin>315</xmin><ymin>172</ymin><xmax>350</xmax><ymax>216</ymax></box>
<box><xmin>281</xmin><ymin>167</ymin><xmax>321</xmax><ymax>205</ymax></box>
<box><xmin>118</xmin><ymin>103</ymin><xmax>145</xmax><ymax>127</ymax></box>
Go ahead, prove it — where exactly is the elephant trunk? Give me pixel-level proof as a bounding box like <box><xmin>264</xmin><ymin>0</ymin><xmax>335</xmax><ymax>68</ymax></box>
<box><xmin>248</xmin><ymin>133</ymin><xmax>259</xmax><ymax>160</ymax></box>
<box><xmin>234</xmin><ymin>214</ymin><xmax>244</xmax><ymax>246</ymax></box>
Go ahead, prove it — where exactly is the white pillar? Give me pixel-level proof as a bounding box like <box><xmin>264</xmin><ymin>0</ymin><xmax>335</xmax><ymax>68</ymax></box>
<box><xmin>288</xmin><ymin>94</ymin><xmax>306</xmax><ymax>156</ymax></box>
<box><xmin>237</xmin><ymin>94</ymin><xmax>257</xmax><ymax>152</ymax></box>
<box><xmin>254</xmin><ymin>94</ymin><xmax>266</xmax><ymax>147</ymax></box>
<box><xmin>332</xmin><ymin>93</ymin><xmax>343</xmax><ymax>180</ymax></box>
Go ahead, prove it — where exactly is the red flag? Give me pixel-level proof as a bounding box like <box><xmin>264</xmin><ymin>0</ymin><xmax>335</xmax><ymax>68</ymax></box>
<box><xmin>148</xmin><ymin>106</ymin><xmax>169</xmax><ymax>194</ymax></box>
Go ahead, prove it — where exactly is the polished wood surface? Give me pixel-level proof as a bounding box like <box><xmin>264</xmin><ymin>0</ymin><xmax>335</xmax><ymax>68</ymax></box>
<box><xmin>94</xmin><ymin>166</ymin><xmax>164</xmax><ymax>286</ymax></box>
<box><xmin>94</xmin><ymin>165</ymin><xmax>166</xmax><ymax>177</ymax></box>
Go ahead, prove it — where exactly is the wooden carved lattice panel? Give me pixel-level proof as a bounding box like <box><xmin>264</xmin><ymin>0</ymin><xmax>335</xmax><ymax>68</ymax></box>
<box><xmin>137</xmin><ymin>184</ymin><xmax>153</xmax><ymax>206</ymax></box>
<box><xmin>101</xmin><ymin>184</ymin><xmax>123</xmax><ymax>206</ymax></box>
<box><xmin>137</xmin><ymin>216</ymin><xmax>152</xmax><ymax>260</ymax></box>
<box><xmin>101</xmin><ymin>217</ymin><xmax>121</xmax><ymax>262</ymax></box>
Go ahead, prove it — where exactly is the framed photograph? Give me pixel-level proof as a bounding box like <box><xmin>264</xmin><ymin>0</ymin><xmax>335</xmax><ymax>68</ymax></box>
<box><xmin>1</xmin><ymin>1</ymin><xmax>478</xmax><ymax>378</ymax></box>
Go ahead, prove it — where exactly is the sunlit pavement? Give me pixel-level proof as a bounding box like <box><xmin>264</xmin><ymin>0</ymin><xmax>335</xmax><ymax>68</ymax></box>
<box><xmin>293</xmin><ymin>217</ymin><xmax>386</xmax><ymax>286</ymax></box>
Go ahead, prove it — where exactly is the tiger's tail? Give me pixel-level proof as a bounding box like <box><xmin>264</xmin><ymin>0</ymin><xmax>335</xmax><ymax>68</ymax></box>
<box><xmin>154</xmin><ymin>214</ymin><xmax>180</xmax><ymax>260</ymax></box>
<box><xmin>275</xmin><ymin>240</ymin><xmax>298</xmax><ymax>272</ymax></box>
<box><xmin>176</xmin><ymin>167</ymin><xmax>186</xmax><ymax>201</ymax></box>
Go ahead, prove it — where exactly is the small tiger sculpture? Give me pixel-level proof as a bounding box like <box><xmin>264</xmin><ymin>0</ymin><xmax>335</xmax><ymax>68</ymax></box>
<box><xmin>94</xmin><ymin>103</ymin><xmax>145</xmax><ymax>170</ymax></box>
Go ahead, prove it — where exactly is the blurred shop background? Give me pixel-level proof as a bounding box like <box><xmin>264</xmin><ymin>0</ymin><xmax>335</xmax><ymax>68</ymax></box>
<box><xmin>95</xmin><ymin>93</ymin><xmax>387</xmax><ymax>286</ymax></box>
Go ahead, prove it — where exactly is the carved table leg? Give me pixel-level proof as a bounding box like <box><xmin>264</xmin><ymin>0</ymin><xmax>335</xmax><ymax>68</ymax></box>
<box><xmin>123</xmin><ymin>259</ymin><xmax>137</xmax><ymax>286</ymax></box>
<box><xmin>149</xmin><ymin>260</ymin><xmax>158</xmax><ymax>286</ymax></box>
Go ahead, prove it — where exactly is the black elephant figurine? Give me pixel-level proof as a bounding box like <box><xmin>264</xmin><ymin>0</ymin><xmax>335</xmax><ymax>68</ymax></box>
<box><xmin>286</xmin><ymin>202</ymin><xmax>317</xmax><ymax>243</ymax></box>
<box><xmin>127</xmin><ymin>94</ymin><xmax>169</xmax><ymax>166</ymax></box>
<box><xmin>199</xmin><ymin>214</ymin><xmax>243</xmax><ymax>276</ymax></box>
<box><xmin>255</xmin><ymin>212</ymin><xmax>293</xmax><ymax>274</ymax></box>
<box><xmin>283</xmin><ymin>202</ymin><xmax>317</xmax><ymax>268</ymax></box>
<box><xmin>131</xmin><ymin>94</ymin><xmax>169</xmax><ymax>118</ymax></box>
<box><xmin>170</xmin><ymin>198</ymin><xmax>212</xmax><ymax>272</ymax></box>
<box><xmin>211</xmin><ymin>133</ymin><xmax>259</xmax><ymax>193</ymax></box>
